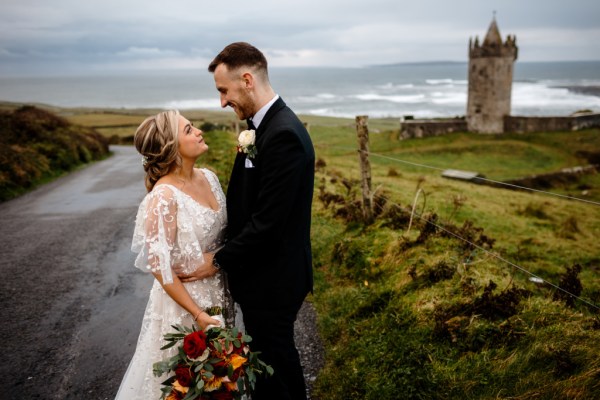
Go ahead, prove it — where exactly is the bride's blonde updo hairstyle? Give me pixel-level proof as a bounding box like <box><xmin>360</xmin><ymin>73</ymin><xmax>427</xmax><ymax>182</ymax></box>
<box><xmin>134</xmin><ymin>110</ymin><xmax>181</xmax><ymax>192</ymax></box>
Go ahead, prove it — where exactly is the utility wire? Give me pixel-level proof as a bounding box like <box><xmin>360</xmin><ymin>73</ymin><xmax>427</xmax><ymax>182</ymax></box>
<box><xmin>371</xmin><ymin>192</ymin><xmax>600</xmax><ymax>312</ymax></box>
<box><xmin>314</xmin><ymin>143</ymin><xmax>599</xmax><ymax>310</ymax></box>
<box><xmin>368</xmin><ymin>151</ymin><xmax>600</xmax><ymax>207</ymax></box>
<box><xmin>314</xmin><ymin>143</ymin><xmax>600</xmax><ymax>206</ymax></box>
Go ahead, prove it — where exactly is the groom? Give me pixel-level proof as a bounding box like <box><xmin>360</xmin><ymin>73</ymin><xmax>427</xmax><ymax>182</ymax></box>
<box><xmin>184</xmin><ymin>42</ymin><xmax>315</xmax><ymax>399</ymax></box>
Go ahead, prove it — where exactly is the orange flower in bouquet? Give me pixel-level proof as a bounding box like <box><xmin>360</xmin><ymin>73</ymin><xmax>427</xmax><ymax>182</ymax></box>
<box><xmin>153</xmin><ymin>310</ymin><xmax>273</xmax><ymax>400</ymax></box>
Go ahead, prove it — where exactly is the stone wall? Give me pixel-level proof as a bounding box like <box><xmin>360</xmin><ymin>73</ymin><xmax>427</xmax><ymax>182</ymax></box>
<box><xmin>504</xmin><ymin>116</ymin><xmax>572</xmax><ymax>133</ymax></box>
<box><xmin>504</xmin><ymin>113</ymin><xmax>600</xmax><ymax>133</ymax></box>
<box><xmin>573</xmin><ymin>113</ymin><xmax>600</xmax><ymax>130</ymax></box>
<box><xmin>398</xmin><ymin>113</ymin><xmax>599</xmax><ymax>140</ymax></box>
<box><xmin>400</xmin><ymin>119</ymin><xmax>467</xmax><ymax>139</ymax></box>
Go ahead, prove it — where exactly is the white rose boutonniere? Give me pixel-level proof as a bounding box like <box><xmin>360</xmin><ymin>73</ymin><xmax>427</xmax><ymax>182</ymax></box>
<box><xmin>237</xmin><ymin>129</ymin><xmax>257</xmax><ymax>159</ymax></box>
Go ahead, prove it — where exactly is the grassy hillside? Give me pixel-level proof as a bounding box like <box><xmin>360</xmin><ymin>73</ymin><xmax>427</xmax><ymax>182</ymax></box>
<box><xmin>63</xmin><ymin>108</ymin><xmax>243</xmax><ymax>144</ymax></box>
<box><xmin>165</xmin><ymin>111</ymin><xmax>599</xmax><ymax>398</ymax></box>
<box><xmin>308</xmin><ymin>122</ymin><xmax>600</xmax><ymax>399</ymax></box>
<box><xmin>0</xmin><ymin>105</ymin><xmax>110</xmax><ymax>201</ymax></box>
<box><xmin>5</xmin><ymin>103</ymin><xmax>598</xmax><ymax>398</ymax></box>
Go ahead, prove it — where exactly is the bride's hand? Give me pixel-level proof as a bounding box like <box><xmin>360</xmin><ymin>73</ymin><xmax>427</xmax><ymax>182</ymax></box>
<box><xmin>195</xmin><ymin>311</ymin><xmax>222</xmax><ymax>330</ymax></box>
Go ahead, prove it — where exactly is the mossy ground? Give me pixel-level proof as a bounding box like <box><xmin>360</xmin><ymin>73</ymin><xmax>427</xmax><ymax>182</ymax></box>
<box><xmin>5</xmin><ymin>102</ymin><xmax>598</xmax><ymax>398</ymax></box>
<box><xmin>309</xmin><ymin>121</ymin><xmax>600</xmax><ymax>399</ymax></box>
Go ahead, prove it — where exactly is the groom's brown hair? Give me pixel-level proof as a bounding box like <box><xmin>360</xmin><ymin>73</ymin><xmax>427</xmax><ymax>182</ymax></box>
<box><xmin>208</xmin><ymin>42</ymin><xmax>268</xmax><ymax>75</ymax></box>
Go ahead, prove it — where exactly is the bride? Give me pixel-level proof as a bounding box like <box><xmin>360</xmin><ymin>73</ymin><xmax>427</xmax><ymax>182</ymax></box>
<box><xmin>115</xmin><ymin>110</ymin><xmax>238</xmax><ymax>399</ymax></box>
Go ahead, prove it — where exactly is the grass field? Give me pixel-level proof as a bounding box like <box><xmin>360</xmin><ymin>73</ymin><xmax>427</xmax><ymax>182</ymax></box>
<box><xmin>3</xmin><ymin>102</ymin><xmax>599</xmax><ymax>398</ymax></box>
<box><xmin>307</xmin><ymin>120</ymin><xmax>600</xmax><ymax>399</ymax></box>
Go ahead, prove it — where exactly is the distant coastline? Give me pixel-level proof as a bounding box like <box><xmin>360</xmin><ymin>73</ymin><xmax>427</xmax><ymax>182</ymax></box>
<box><xmin>1</xmin><ymin>61</ymin><xmax>599</xmax><ymax>118</ymax></box>
<box><xmin>556</xmin><ymin>85</ymin><xmax>600</xmax><ymax>98</ymax></box>
<box><xmin>371</xmin><ymin>59</ymin><xmax>600</xmax><ymax>68</ymax></box>
<box><xmin>372</xmin><ymin>60</ymin><xmax>466</xmax><ymax>68</ymax></box>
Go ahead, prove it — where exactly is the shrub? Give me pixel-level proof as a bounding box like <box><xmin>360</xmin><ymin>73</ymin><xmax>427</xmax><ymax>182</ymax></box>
<box><xmin>553</xmin><ymin>264</ymin><xmax>583</xmax><ymax>308</ymax></box>
<box><xmin>0</xmin><ymin>106</ymin><xmax>109</xmax><ymax>201</ymax></box>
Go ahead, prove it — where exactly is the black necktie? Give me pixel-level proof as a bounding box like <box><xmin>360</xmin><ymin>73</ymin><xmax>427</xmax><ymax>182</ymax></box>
<box><xmin>247</xmin><ymin>119</ymin><xmax>256</xmax><ymax>130</ymax></box>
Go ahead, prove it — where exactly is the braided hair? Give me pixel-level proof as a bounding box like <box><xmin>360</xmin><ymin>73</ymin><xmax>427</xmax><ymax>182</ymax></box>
<box><xmin>134</xmin><ymin>110</ymin><xmax>181</xmax><ymax>192</ymax></box>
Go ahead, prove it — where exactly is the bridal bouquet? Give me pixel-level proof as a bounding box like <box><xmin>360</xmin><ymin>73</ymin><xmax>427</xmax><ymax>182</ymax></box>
<box><xmin>153</xmin><ymin>310</ymin><xmax>273</xmax><ymax>400</ymax></box>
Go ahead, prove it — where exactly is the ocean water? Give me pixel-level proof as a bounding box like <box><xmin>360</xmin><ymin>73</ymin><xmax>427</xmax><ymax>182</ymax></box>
<box><xmin>1</xmin><ymin>61</ymin><xmax>599</xmax><ymax>119</ymax></box>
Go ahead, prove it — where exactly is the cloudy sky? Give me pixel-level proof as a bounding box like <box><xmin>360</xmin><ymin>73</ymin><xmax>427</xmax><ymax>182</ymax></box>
<box><xmin>1</xmin><ymin>0</ymin><xmax>599</xmax><ymax>76</ymax></box>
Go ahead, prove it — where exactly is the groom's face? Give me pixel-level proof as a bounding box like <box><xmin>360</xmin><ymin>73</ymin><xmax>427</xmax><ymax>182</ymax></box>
<box><xmin>213</xmin><ymin>64</ymin><xmax>254</xmax><ymax>121</ymax></box>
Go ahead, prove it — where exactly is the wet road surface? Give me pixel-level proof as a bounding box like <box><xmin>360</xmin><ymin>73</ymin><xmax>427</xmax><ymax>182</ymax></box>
<box><xmin>0</xmin><ymin>146</ymin><xmax>151</xmax><ymax>399</ymax></box>
<box><xmin>0</xmin><ymin>145</ymin><xmax>324</xmax><ymax>399</ymax></box>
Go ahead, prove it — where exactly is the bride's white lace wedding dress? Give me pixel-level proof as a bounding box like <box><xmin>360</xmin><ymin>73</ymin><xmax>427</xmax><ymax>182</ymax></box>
<box><xmin>115</xmin><ymin>169</ymin><xmax>240</xmax><ymax>399</ymax></box>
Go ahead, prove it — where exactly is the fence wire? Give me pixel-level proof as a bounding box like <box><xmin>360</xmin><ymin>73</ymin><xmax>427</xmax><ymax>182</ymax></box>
<box><xmin>313</xmin><ymin>142</ymin><xmax>600</xmax><ymax>312</ymax></box>
<box><xmin>314</xmin><ymin>143</ymin><xmax>600</xmax><ymax>207</ymax></box>
<box><xmin>370</xmin><ymin>192</ymin><xmax>600</xmax><ymax>312</ymax></box>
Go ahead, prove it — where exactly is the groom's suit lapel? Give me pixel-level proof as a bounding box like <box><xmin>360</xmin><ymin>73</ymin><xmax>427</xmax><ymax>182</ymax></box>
<box><xmin>226</xmin><ymin>98</ymin><xmax>287</xmax><ymax>238</ymax></box>
<box><xmin>232</xmin><ymin>98</ymin><xmax>286</xmax><ymax>175</ymax></box>
<box><xmin>230</xmin><ymin>97</ymin><xmax>287</xmax><ymax>186</ymax></box>
<box><xmin>254</xmin><ymin>97</ymin><xmax>286</xmax><ymax>144</ymax></box>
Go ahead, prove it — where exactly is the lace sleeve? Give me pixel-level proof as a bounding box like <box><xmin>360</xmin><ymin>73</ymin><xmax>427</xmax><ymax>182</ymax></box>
<box><xmin>131</xmin><ymin>185</ymin><xmax>179</xmax><ymax>284</ymax></box>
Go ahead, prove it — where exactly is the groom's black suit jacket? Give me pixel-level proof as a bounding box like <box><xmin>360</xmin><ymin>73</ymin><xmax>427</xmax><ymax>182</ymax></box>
<box><xmin>215</xmin><ymin>97</ymin><xmax>315</xmax><ymax>309</ymax></box>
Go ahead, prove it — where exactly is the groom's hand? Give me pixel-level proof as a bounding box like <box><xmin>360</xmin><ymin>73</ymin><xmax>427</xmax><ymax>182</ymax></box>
<box><xmin>175</xmin><ymin>253</ymin><xmax>219</xmax><ymax>282</ymax></box>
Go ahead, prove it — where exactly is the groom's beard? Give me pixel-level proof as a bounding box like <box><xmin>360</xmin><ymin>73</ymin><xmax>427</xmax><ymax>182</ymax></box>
<box><xmin>229</xmin><ymin>90</ymin><xmax>255</xmax><ymax>121</ymax></box>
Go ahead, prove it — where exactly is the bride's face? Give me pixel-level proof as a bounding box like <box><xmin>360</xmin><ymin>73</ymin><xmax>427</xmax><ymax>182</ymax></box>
<box><xmin>177</xmin><ymin>116</ymin><xmax>207</xmax><ymax>159</ymax></box>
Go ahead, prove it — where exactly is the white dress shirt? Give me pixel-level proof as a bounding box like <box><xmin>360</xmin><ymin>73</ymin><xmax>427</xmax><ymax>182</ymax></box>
<box><xmin>251</xmin><ymin>94</ymin><xmax>279</xmax><ymax>129</ymax></box>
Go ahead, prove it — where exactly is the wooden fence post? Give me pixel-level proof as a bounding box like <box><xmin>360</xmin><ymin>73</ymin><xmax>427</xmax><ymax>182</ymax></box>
<box><xmin>303</xmin><ymin>121</ymin><xmax>310</xmax><ymax>133</ymax></box>
<box><xmin>356</xmin><ymin>115</ymin><xmax>373</xmax><ymax>224</ymax></box>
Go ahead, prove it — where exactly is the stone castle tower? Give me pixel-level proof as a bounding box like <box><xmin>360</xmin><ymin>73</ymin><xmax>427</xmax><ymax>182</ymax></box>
<box><xmin>467</xmin><ymin>18</ymin><xmax>518</xmax><ymax>133</ymax></box>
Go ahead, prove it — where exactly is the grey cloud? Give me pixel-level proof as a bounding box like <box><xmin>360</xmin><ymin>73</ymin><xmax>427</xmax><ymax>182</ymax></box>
<box><xmin>0</xmin><ymin>0</ymin><xmax>598</xmax><ymax>75</ymax></box>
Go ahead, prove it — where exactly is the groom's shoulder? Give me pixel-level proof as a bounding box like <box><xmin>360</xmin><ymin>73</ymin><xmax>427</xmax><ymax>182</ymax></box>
<box><xmin>270</xmin><ymin>105</ymin><xmax>304</xmax><ymax>131</ymax></box>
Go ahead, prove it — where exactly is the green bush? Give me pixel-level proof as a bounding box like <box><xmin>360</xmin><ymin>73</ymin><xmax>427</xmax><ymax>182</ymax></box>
<box><xmin>0</xmin><ymin>106</ymin><xmax>109</xmax><ymax>201</ymax></box>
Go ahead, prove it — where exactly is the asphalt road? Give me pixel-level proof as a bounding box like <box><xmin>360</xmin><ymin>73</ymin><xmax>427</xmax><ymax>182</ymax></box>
<box><xmin>0</xmin><ymin>145</ymin><xmax>323</xmax><ymax>399</ymax></box>
<box><xmin>0</xmin><ymin>145</ymin><xmax>151</xmax><ymax>399</ymax></box>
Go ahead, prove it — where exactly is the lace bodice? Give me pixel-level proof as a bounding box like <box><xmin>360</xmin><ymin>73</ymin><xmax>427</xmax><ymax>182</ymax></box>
<box><xmin>131</xmin><ymin>168</ymin><xmax>227</xmax><ymax>284</ymax></box>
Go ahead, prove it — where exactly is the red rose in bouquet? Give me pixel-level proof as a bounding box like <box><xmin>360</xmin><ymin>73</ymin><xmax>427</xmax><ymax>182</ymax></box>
<box><xmin>183</xmin><ymin>330</ymin><xmax>207</xmax><ymax>358</ymax></box>
<box><xmin>153</xmin><ymin>319</ymin><xmax>273</xmax><ymax>400</ymax></box>
<box><xmin>211</xmin><ymin>391</ymin><xmax>235</xmax><ymax>400</ymax></box>
<box><xmin>212</xmin><ymin>359</ymin><xmax>229</xmax><ymax>377</ymax></box>
<box><xmin>174</xmin><ymin>364</ymin><xmax>194</xmax><ymax>387</ymax></box>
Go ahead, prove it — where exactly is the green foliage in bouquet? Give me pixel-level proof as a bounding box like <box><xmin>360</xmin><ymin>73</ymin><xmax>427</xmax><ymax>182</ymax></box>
<box><xmin>153</xmin><ymin>320</ymin><xmax>273</xmax><ymax>400</ymax></box>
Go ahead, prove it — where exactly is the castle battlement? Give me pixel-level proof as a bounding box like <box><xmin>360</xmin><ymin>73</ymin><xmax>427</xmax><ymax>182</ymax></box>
<box><xmin>469</xmin><ymin>19</ymin><xmax>518</xmax><ymax>59</ymax></box>
<box><xmin>398</xmin><ymin>16</ymin><xmax>599</xmax><ymax>138</ymax></box>
<box><xmin>467</xmin><ymin>17</ymin><xmax>517</xmax><ymax>133</ymax></box>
